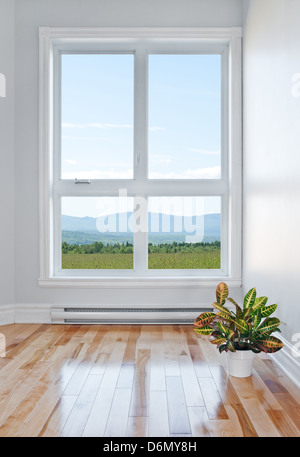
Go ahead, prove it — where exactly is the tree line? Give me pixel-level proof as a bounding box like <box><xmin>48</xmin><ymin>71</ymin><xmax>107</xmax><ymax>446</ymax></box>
<box><xmin>62</xmin><ymin>240</ymin><xmax>220</xmax><ymax>255</ymax></box>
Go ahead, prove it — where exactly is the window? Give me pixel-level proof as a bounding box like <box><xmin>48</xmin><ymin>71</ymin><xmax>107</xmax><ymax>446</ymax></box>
<box><xmin>39</xmin><ymin>27</ymin><xmax>242</xmax><ymax>288</ymax></box>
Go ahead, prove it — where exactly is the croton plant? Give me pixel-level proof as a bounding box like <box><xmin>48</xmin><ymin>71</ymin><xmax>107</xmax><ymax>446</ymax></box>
<box><xmin>194</xmin><ymin>282</ymin><xmax>284</xmax><ymax>354</ymax></box>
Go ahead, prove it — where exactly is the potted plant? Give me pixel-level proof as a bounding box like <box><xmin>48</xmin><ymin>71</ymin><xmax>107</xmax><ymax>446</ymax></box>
<box><xmin>194</xmin><ymin>282</ymin><xmax>284</xmax><ymax>377</ymax></box>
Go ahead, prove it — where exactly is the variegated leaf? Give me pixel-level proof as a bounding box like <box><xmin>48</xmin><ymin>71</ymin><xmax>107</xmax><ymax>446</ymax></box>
<box><xmin>227</xmin><ymin>297</ymin><xmax>243</xmax><ymax>316</ymax></box>
<box><xmin>226</xmin><ymin>329</ymin><xmax>236</xmax><ymax>340</ymax></box>
<box><xmin>194</xmin><ymin>326</ymin><xmax>214</xmax><ymax>336</ymax></box>
<box><xmin>216</xmin><ymin>312</ymin><xmax>249</xmax><ymax>335</ymax></box>
<box><xmin>251</xmin><ymin>296</ymin><xmax>268</xmax><ymax>312</ymax></box>
<box><xmin>218</xmin><ymin>344</ymin><xmax>228</xmax><ymax>354</ymax></box>
<box><xmin>211</xmin><ymin>330</ymin><xmax>222</xmax><ymax>337</ymax></box>
<box><xmin>252</xmin><ymin>309</ymin><xmax>262</xmax><ymax>329</ymax></box>
<box><xmin>217</xmin><ymin>321</ymin><xmax>235</xmax><ymax>340</ymax></box>
<box><xmin>212</xmin><ymin>301</ymin><xmax>232</xmax><ymax>316</ymax></box>
<box><xmin>255</xmin><ymin>336</ymin><xmax>283</xmax><ymax>353</ymax></box>
<box><xmin>235</xmin><ymin>319</ymin><xmax>249</xmax><ymax>335</ymax></box>
<box><xmin>210</xmin><ymin>336</ymin><xmax>227</xmax><ymax>346</ymax></box>
<box><xmin>243</xmin><ymin>287</ymin><xmax>256</xmax><ymax>309</ymax></box>
<box><xmin>216</xmin><ymin>311</ymin><xmax>234</xmax><ymax>324</ymax></box>
<box><xmin>227</xmin><ymin>340</ymin><xmax>236</xmax><ymax>352</ymax></box>
<box><xmin>217</xmin><ymin>321</ymin><xmax>229</xmax><ymax>334</ymax></box>
<box><xmin>261</xmin><ymin>303</ymin><xmax>278</xmax><ymax>318</ymax></box>
<box><xmin>216</xmin><ymin>282</ymin><xmax>229</xmax><ymax>305</ymax></box>
<box><xmin>194</xmin><ymin>312</ymin><xmax>216</xmax><ymax>328</ymax></box>
<box><xmin>255</xmin><ymin>317</ymin><xmax>281</xmax><ymax>337</ymax></box>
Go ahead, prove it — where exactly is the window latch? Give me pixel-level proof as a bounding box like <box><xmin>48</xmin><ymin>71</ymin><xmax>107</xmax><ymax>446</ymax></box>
<box><xmin>74</xmin><ymin>178</ymin><xmax>91</xmax><ymax>184</ymax></box>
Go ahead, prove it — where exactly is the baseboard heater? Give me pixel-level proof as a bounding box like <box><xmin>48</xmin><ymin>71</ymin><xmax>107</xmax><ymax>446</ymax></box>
<box><xmin>51</xmin><ymin>306</ymin><xmax>212</xmax><ymax>324</ymax></box>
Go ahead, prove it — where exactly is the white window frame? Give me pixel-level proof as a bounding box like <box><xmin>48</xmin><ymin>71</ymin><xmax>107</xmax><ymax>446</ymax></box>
<box><xmin>38</xmin><ymin>27</ymin><xmax>242</xmax><ymax>289</ymax></box>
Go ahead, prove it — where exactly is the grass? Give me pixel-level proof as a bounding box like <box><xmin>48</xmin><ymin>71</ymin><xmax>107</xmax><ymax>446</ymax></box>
<box><xmin>62</xmin><ymin>253</ymin><xmax>133</xmax><ymax>270</ymax></box>
<box><xmin>62</xmin><ymin>247</ymin><xmax>220</xmax><ymax>270</ymax></box>
<box><xmin>148</xmin><ymin>249</ymin><xmax>220</xmax><ymax>269</ymax></box>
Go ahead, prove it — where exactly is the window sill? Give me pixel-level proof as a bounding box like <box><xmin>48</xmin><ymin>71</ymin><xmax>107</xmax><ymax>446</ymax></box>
<box><xmin>38</xmin><ymin>276</ymin><xmax>242</xmax><ymax>289</ymax></box>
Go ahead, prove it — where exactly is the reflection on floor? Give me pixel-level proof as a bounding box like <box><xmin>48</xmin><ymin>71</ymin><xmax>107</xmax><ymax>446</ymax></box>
<box><xmin>0</xmin><ymin>323</ymin><xmax>299</xmax><ymax>437</ymax></box>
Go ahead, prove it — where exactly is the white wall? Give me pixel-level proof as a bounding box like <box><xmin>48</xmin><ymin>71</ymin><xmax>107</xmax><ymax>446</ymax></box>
<box><xmin>243</xmin><ymin>0</ymin><xmax>300</xmax><ymax>342</ymax></box>
<box><xmin>12</xmin><ymin>0</ymin><xmax>243</xmax><ymax>313</ymax></box>
<box><xmin>0</xmin><ymin>0</ymin><xmax>15</xmax><ymax>308</ymax></box>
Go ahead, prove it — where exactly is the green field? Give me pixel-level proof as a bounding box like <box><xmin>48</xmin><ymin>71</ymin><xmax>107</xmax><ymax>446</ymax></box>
<box><xmin>62</xmin><ymin>241</ymin><xmax>220</xmax><ymax>270</ymax></box>
<box><xmin>62</xmin><ymin>253</ymin><xmax>134</xmax><ymax>269</ymax></box>
<box><xmin>148</xmin><ymin>249</ymin><xmax>220</xmax><ymax>270</ymax></box>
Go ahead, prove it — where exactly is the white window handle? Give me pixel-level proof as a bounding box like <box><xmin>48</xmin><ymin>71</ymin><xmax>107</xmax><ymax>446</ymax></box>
<box><xmin>74</xmin><ymin>178</ymin><xmax>91</xmax><ymax>184</ymax></box>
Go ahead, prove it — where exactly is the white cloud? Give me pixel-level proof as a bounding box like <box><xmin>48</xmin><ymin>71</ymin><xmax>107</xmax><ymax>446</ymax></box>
<box><xmin>151</xmin><ymin>155</ymin><xmax>173</xmax><ymax>165</ymax></box>
<box><xmin>149</xmin><ymin>126</ymin><xmax>165</xmax><ymax>132</ymax></box>
<box><xmin>186</xmin><ymin>148</ymin><xmax>220</xmax><ymax>155</ymax></box>
<box><xmin>64</xmin><ymin>159</ymin><xmax>77</xmax><ymax>165</ymax></box>
<box><xmin>149</xmin><ymin>166</ymin><xmax>221</xmax><ymax>180</ymax></box>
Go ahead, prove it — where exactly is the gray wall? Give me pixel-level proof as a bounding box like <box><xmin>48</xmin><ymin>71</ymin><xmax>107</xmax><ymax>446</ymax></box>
<box><xmin>0</xmin><ymin>0</ymin><xmax>15</xmax><ymax>306</ymax></box>
<box><xmin>13</xmin><ymin>0</ymin><xmax>243</xmax><ymax>308</ymax></box>
<box><xmin>243</xmin><ymin>0</ymin><xmax>300</xmax><ymax>341</ymax></box>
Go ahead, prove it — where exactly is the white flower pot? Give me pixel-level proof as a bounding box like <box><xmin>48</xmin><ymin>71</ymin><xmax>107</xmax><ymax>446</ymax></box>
<box><xmin>227</xmin><ymin>350</ymin><xmax>255</xmax><ymax>378</ymax></box>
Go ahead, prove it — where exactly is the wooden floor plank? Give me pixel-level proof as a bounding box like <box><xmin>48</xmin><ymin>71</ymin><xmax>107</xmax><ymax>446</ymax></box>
<box><xmin>150</xmin><ymin>340</ymin><xmax>166</xmax><ymax>391</ymax></box>
<box><xmin>187</xmin><ymin>406</ymin><xmax>212</xmax><ymax>437</ymax></box>
<box><xmin>129</xmin><ymin>348</ymin><xmax>151</xmax><ymax>417</ymax></box>
<box><xmin>182</xmin><ymin>327</ymin><xmax>212</xmax><ymax>377</ymax></box>
<box><xmin>126</xmin><ymin>416</ymin><xmax>148</xmax><ymax>437</ymax></box>
<box><xmin>0</xmin><ymin>332</ymin><xmax>91</xmax><ymax>437</ymax></box>
<box><xmin>82</xmin><ymin>339</ymin><xmax>129</xmax><ymax>437</ymax></box>
<box><xmin>198</xmin><ymin>377</ymin><xmax>228</xmax><ymax>420</ymax></box>
<box><xmin>13</xmin><ymin>356</ymin><xmax>87</xmax><ymax>437</ymax></box>
<box><xmin>163</xmin><ymin>325</ymin><xmax>180</xmax><ymax>377</ymax></box>
<box><xmin>38</xmin><ymin>395</ymin><xmax>77</xmax><ymax>437</ymax></box>
<box><xmin>123</xmin><ymin>325</ymin><xmax>142</xmax><ymax>364</ymax></box>
<box><xmin>224</xmin><ymin>403</ymin><xmax>258</xmax><ymax>437</ymax></box>
<box><xmin>178</xmin><ymin>352</ymin><xmax>205</xmax><ymax>407</ymax></box>
<box><xmin>280</xmin><ymin>375</ymin><xmax>300</xmax><ymax>405</ymax></box>
<box><xmin>267</xmin><ymin>408</ymin><xmax>300</xmax><ymax>437</ymax></box>
<box><xmin>61</xmin><ymin>374</ymin><xmax>103</xmax><ymax>437</ymax></box>
<box><xmin>210</xmin><ymin>418</ymin><xmax>238</xmax><ymax>437</ymax></box>
<box><xmin>148</xmin><ymin>390</ymin><xmax>170</xmax><ymax>437</ymax></box>
<box><xmin>0</xmin><ymin>361</ymin><xmax>50</xmax><ymax>427</ymax></box>
<box><xmin>104</xmin><ymin>388</ymin><xmax>132</xmax><ymax>437</ymax></box>
<box><xmin>229</xmin><ymin>376</ymin><xmax>281</xmax><ymax>437</ymax></box>
<box><xmin>117</xmin><ymin>363</ymin><xmax>135</xmax><ymax>389</ymax></box>
<box><xmin>0</xmin><ymin>323</ymin><xmax>299</xmax><ymax>437</ymax></box>
<box><xmin>166</xmin><ymin>376</ymin><xmax>191</xmax><ymax>435</ymax></box>
<box><xmin>274</xmin><ymin>392</ymin><xmax>300</xmax><ymax>431</ymax></box>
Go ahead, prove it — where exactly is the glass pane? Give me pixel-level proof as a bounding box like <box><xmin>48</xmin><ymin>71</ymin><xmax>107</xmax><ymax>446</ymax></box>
<box><xmin>61</xmin><ymin>196</ymin><xmax>134</xmax><ymax>269</ymax></box>
<box><xmin>148</xmin><ymin>197</ymin><xmax>221</xmax><ymax>269</ymax></box>
<box><xmin>148</xmin><ymin>54</ymin><xmax>221</xmax><ymax>179</ymax></box>
<box><xmin>61</xmin><ymin>54</ymin><xmax>134</xmax><ymax>179</ymax></box>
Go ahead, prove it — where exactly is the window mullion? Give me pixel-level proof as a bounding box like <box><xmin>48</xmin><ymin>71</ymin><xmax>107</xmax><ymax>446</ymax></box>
<box><xmin>133</xmin><ymin>194</ymin><xmax>148</xmax><ymax>274</ymax></box>
<box><xmin>133</xmin><ymin>48</ymin><xmax>148</xmax><ymax>273</ymax></box>
<box><xmin>134</xmin><ymin>48</ymin><xmax>148</xmax><ymax>181</ymax></box>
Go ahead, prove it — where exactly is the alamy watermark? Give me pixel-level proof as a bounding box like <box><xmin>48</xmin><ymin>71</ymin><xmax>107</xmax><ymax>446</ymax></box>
<box><xmin>291</xmin><ymin>73</ymin><xmax>300</xmax><ymax>98</ymax></box>
<box><xmin>292</xmin><ymin>333</ymin><xmax>300</xmax><ymax>358</ymax></box>
<box><xmin>95</xmin><ymin>189</ymin><xmax>206</xmax><ymax>243</ymax></box>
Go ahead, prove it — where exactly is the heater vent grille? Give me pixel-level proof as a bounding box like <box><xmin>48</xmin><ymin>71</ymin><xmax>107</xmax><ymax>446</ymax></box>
<box><xmin>51</xmin><ymin>306</ymin><xmax>212</xmax><ymax>324</ymax></box>
<box><xmin>64</xmin><ymin>307</ymin><xmax>203</xmax><ymax>313</ymax></box>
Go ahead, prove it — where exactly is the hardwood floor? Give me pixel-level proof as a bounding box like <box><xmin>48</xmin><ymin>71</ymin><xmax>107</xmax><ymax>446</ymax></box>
<box><xmin>0</xmin><ymin>323</ymin><xmax>299</xmax><ymax>437</ymax></box>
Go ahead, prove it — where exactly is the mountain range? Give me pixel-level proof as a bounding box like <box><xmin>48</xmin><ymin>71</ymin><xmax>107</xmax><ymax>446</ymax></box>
<box><xmin>62</xmin><ymin>212</ymin><xmax>220</xmax><ymax>245</ymax></box>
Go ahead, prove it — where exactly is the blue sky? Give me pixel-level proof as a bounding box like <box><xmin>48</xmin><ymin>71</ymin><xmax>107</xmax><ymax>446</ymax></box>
<box><xmin>61</xmin><ymin>53</ymin><xmax>221</xmax><ymax>218</ymax></box>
